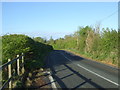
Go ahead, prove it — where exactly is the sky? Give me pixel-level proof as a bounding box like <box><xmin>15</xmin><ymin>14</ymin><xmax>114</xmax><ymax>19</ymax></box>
<box><xmin>2</xmin><ymin>2</ymin><xmax>118</xmax><ymax>40</ymax></box>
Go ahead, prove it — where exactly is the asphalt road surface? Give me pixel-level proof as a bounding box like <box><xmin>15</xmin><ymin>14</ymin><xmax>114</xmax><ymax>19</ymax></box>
<box><xmin>45</xmin><ymin>50</ymin><xmax>119</xmax><ymax>89</ymax></box>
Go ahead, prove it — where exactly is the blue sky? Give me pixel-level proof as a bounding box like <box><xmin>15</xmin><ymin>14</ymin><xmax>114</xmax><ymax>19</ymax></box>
<box><xmin>2</xmin><ymin>2</ymin><xmax>118</xmax><ymax>39</ymax></box>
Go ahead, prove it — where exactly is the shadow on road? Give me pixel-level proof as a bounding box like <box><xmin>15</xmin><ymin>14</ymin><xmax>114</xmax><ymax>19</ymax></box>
<box><xmin>45</xmin><ymin>63</ymin><xmax>105</xmax><ymax>89</ymax></box>
<box><xmin>57</xmin><ymin>50</ymin><xmax>84</xmax><ymax>61</ymax></box>
<box><xmin>64</xmin><ymin>64</ymin><xmax>105</xmax><ymax>90</ymax></box>
<box><xmin>45</xmin><ymin>50</ymin><xmax>84</xmax><ymax>68</ymax></box>
<box><xmin>44</xmin><ymin>50</ymin><xmax>106</xmax><ymax>89</ymax></box>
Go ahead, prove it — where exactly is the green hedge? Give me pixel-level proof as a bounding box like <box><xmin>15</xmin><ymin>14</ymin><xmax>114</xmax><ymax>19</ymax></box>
<box><xmin>2</xmin><ymin>34</ymin><xmax>53</xmax><ymax>85</ymax></box>
<box><xmin>2</xmin><ymin>34</ymin><xmax>53</xmax><ymax>64</ymax></box>
<box><xmin>2</xmin><ymin>34</ymin><xmax>35</xmax><ymax>63</ymax></box>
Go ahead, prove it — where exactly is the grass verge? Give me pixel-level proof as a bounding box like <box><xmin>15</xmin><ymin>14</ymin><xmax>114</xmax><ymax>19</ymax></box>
<box><xmin>61</xmin><ymin>49</ymin><xmax>119</xmax><ymax>68</ymax></box>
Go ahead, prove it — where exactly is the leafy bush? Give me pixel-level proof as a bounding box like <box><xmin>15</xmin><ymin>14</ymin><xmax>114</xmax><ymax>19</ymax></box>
<box><xmin>2</xmin><ymin>34</ymin><xmax>35</xmax><ymax>63</ymax></box>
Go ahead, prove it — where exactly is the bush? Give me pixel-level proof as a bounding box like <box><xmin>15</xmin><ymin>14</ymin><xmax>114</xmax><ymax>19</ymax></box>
<box><xmin>2</xmin><ymin>34</ymin><xmax>35</xmax><ymax>63</ymax></box>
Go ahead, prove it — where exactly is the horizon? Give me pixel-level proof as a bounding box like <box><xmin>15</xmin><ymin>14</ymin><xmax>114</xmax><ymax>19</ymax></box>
<box><xmin>2</xmin><ymin>2</ymin><xmax>118</xmax><ymax>39</ymax></box>
<box><xmin>2</xmin><ymin>25</ymin><xmax>118</xmax><ymax>40</ymax></box>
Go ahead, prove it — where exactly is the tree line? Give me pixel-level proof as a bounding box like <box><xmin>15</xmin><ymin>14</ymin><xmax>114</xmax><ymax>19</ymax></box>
<box><xmin>48</xmin><ymin>26</ymin><xmax>118</xmax><ymax>67</ymax></box>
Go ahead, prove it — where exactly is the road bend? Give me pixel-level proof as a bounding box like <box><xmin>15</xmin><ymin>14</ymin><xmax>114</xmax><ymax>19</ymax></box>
<box><xmin>45</xmin><ymin>50</ymin><xmax>119</xmax><ymax>89</ymax></box>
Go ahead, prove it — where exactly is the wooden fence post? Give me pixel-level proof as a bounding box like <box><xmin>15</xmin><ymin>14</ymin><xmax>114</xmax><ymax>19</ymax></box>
<box><xmin>8</xmin><ymin>59</ymin><xmax>11</xmax><ymax>88</ymax></box>
<box><xmin>21</xmin><ymin>53</ymin><xmax>24</xmax><ymax>74</ymax></box>
<box><xmin>17</xmin><ymin>55</ymin><xmax>20</xmax><ymax>75</ymax></box>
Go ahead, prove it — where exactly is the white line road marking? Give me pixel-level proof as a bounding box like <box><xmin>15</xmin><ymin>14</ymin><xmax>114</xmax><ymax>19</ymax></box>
<box><xmin>76</xmin><ymin>64</ymin><xmax>119</xmax><ymax>86</ymax></box>
<box><xmin>58</xmin><ymin>52</ymin><xmax>119</xmax><ymax>86</ymax></box>
<box><xmin>47</xmin><ymin>71</ymin><xmax>57</xmax><ymax>90</ymax></box>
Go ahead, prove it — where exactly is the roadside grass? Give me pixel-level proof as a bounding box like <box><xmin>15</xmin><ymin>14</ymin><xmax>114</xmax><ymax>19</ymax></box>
<box><xmin>61</xmin><ymin>48</ymin><xmax>119</xmax><ymax>68</ymax></box>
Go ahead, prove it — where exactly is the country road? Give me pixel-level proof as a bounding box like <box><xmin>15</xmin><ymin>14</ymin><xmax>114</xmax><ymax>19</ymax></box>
<box><xmin>45</xmin><ymin>50</ymin><xmax>119</xmax><ymax>89</ymax></box>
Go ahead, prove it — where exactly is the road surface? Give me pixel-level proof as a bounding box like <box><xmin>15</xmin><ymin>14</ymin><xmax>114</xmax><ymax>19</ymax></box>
<box><xmin>45</xmin><ymin>50</ymin><xmax>119</xmax><ymax>89</ymax></box>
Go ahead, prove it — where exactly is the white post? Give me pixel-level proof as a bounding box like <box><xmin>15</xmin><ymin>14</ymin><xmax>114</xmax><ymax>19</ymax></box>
<box><xmin>17</xmin><ymin>55</ymin><xmax>20</xmax><ymax>75</ymax></box>
<box><xmin>21</xmin><ymin>53</ymin><xmax>25</xmax><ymax>74</ymax></box>
<box><xmin>8</xmin><ymin>59</ymin><xmax>11</xmax><ymax>88</ymax></box>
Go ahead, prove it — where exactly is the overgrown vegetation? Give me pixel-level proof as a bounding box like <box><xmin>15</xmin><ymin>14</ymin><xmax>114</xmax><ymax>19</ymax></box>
<box><xmin>2</xmin><ymin>34</ymin><xmax>53</xmax><ymax>88</ymax></box>
<box><xmin>48</xmin><ymin>26</ymin><xmax>118</xmax><ymax>67</ymax></box>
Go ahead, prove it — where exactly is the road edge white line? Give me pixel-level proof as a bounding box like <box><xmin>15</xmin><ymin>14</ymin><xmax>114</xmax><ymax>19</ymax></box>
<box><xmin>47</xmin><ymin>71</ymin><xmax>57</xmax><ymax>90</ymax></box>
<box><xmin>58</xmin><ymin>52</ymin><xmax>119</xmax><ymax>86</ymax></box>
